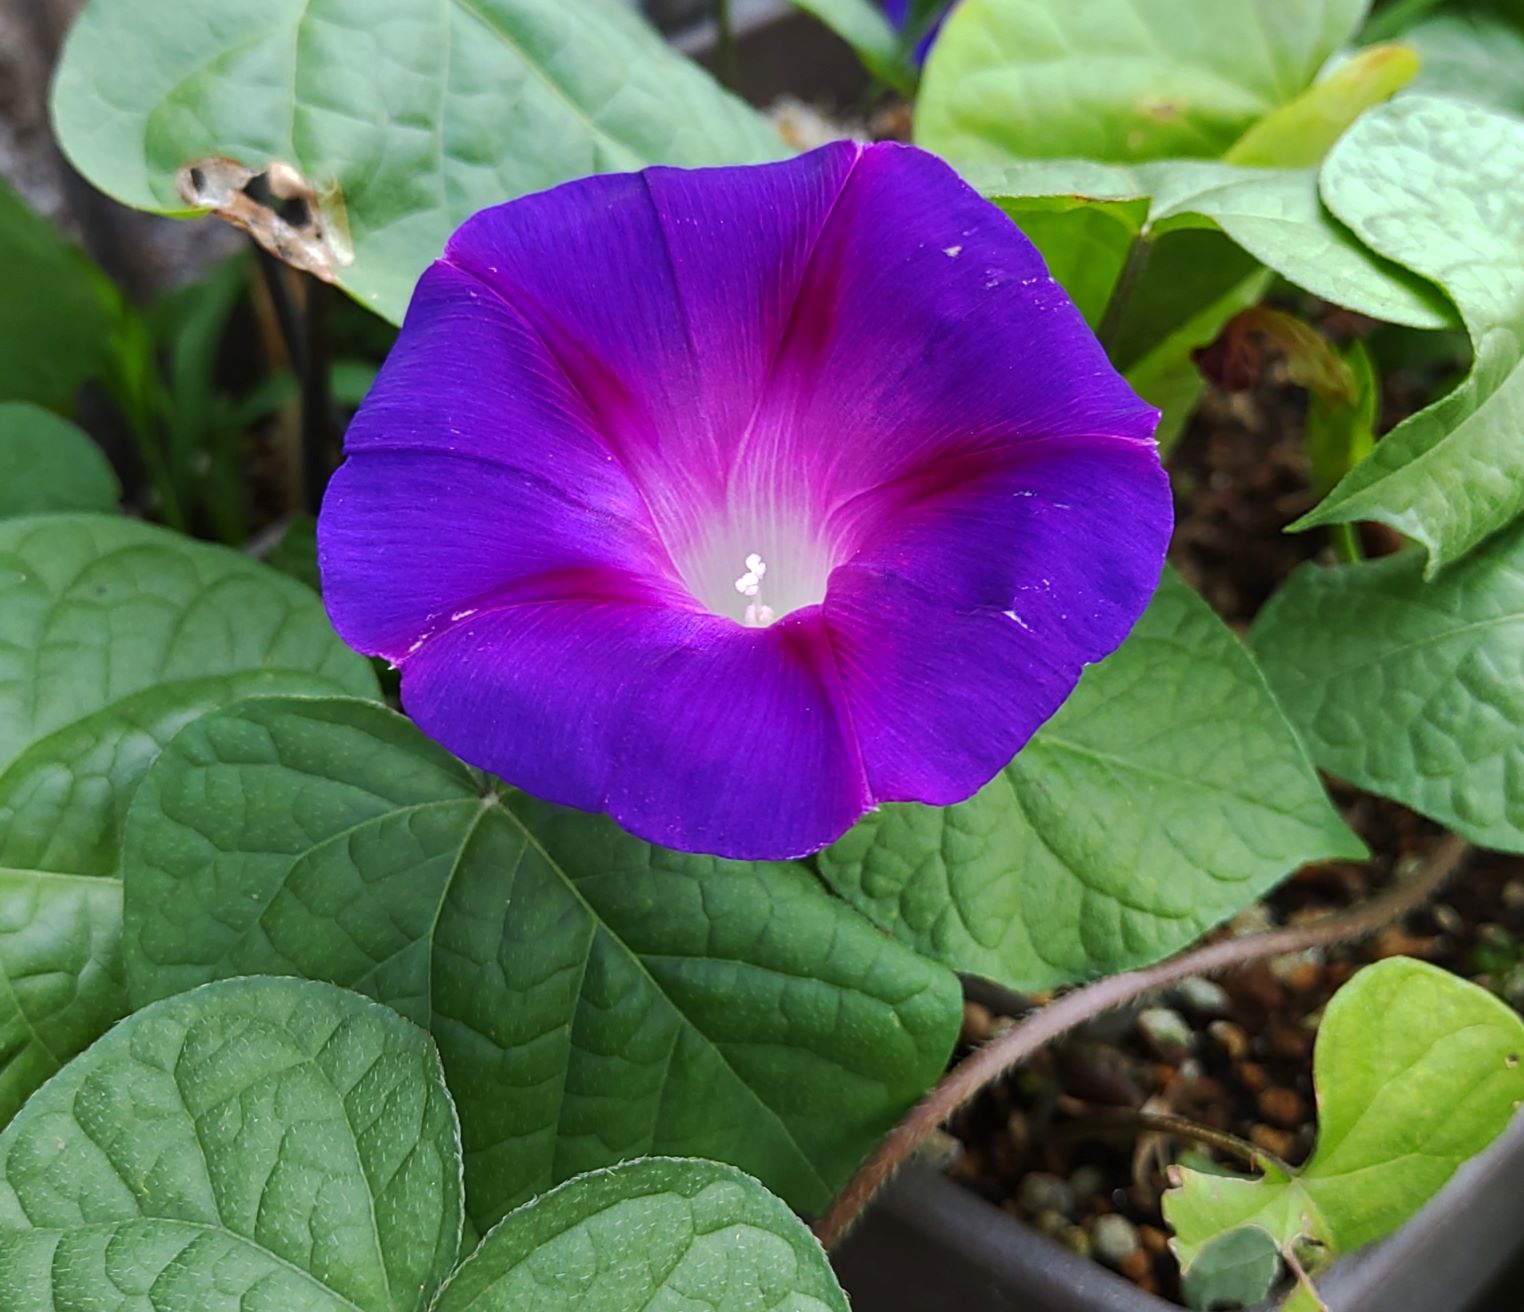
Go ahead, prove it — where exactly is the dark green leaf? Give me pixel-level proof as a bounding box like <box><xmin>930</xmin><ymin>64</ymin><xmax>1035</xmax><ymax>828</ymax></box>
<box><xmin>122</xmin><ymin>695</ymin><xmax>961</xmax><ymax>1232</ymax></box>
<box><xmin>0</xmin><ymin>403</ymin><xmax>118</xmax><ymax>518</ymax></box>
<box><xmin>0</xmin><ymin>514</ymin><xmax>377</xmax><ymax>1122</ymax></box>
<box><xmin>0</xmin><ymin>179</ymin><xmax>115</xmax><ymax>411</ymax></box>
<box><xmin>0</xmin><ymin>976</ymin><xmax>463</xmax><ymax>1312</ymax></box>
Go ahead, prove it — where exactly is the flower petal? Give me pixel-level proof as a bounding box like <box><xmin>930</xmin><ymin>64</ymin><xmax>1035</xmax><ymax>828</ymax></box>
<box><xmin>400</xmin><ymin>603</ymin><xmax>867</xmax><ymax>859</ymax></box>
<box><xmin>441</xmin><ymin>144</ymin><xmax>863</xmax><ymax>564</ymax></box>
<box><xmin>318</xmin><ymin>263</ymin><xmax>685</xmax><ymax>661</ymax></box>
<box><xmin>826</xmin><ymin>435</ymin><xmax>1172</xmax><ymax>803</ymax></box>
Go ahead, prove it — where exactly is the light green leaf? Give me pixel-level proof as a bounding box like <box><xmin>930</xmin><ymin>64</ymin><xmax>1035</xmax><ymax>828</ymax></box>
<box><xmin>1222</xmin><ymin>41</ymin><xmax>1419</xmax><ymax>168</ymax></box>
<box><xmin>816</xmin><ymin>570</ymin><xmax>1364</xmax><ymax>990</ymax></box>
<box><xmin>0</xmin><ymin>403</ymin><xmax>119</xmax><ymax>519</ymax></box>
<box><xmin>1166</xmin><ymin>958</ymin><xmax>1524</xmax><ymax>1280</ymax></box>
<box><xmin>1251</xmin><ymin>522</ymin><xmax>1524</xmax><ymax>851</ymax></box>
<box><xmin>1406</xmin><ymin>14</ymin><xmax>1524</xmax><ymax>117</ymax></box>
<box><xmin>787</xmin><ymin>0</ymin><xmax>916</xmax><ymax>94</ymax></box>
<box><xmin>0</xmin><ymin>975</ymin><xmax>463</xmax><ymax>1312</ymax></box>
<box><xmin>1301</xmin><ymin>96</ymin><xmax>1524</xmax><ymax>568</ymax></box>
<box><xmin>435</xmin><ymin>1158</ymin><xmax>847</xmax><ymax>1312</ymax></box>
<box><xmin>916</xmin><ymin>0</ymin><xmax>1369</xmax><ymax>164</ymax></box>
<box><xmin>50</xmin><ymin>0</ymin><xmax>785</xmax><ymax>324</ymax></box>
<box><xmin>978</xmin><ymin>157</ymin><xmax>1451</xmax><ymax>330</ymax></box>
<box><xmin>121</xmin><ymin>695</ymin><xmax>961</xmax><ymax>1233</ymax></box>
<box><xmin>0</xmin><ymin>179</ymin><xmax>115</xmax><ymax>411</ymax></box>
<box><xmin>0</xmin><ymin>514</ymin><xmax>378</xmax><ymax>1123</ymax></box>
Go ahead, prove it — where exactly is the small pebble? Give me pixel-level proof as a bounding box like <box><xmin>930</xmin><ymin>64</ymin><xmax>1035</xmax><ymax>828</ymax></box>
<box><xmin>1372</xmin><ymin>926</ymin><xmax>1433</xmax><ymax>959</ymax></box>
<box><xmin>1208</xmin><ymin>1020</ymin><xmax>1249</xmax><ymax>1061</ymax></box>
<box><xmin>1118</xmin><ymin>1248</ymin><xmax>1152</xmax><ymax>1282</ymax></box>
<box><xmin>1005</xmin><ymin>1110</ymin><xmax>1031</xmax><ymax>1153</ymax></box>
<box><xmin>1264</xmin><ymin>1021</ymin><xmax>1311</xmax><ymax>1061</ymax></box>
<box><xmin>1069</xmin><ymin>1165</ymin><xmax>1107</xmax><ymax>1202</ymax></box>
<box><xmin>1139</xmin><ymin>1225</ymin><xmax>1169</xmax><ymax>1256</ymax></box>
<box><xmin>1018</xmin><ymin>1172</ymin><xmax>1077</xmax><ymax>1218</ymax></box>
<box><xmin>1032</xmin><ymin>1208</ymin><xmax>1072</xmax><ymax>1239</ymax></box>
<box><xmin>1258</xmin><ymin>1086</ymin><xmax>1308</xmax><ymax>1128</ymax></box>
<box><xmin>914</xmin><ymin>1129</ymin><xmax>964</xmax><ymax>1170</ymax></box>
<box><xmin>1171</xmin><ymin>976</ymin><xmax>1232</xmax><ymax>1017</ymax></box>
<box><xmin>1232</xmin><ymin>966</ymin><xmax>1286</xmax><ymax>1012</ymax></box>
<box><xmin>960</xmin><ymin>1001</ymin><xmax>994</xmax><ymax>1046</ymax></box>
<box><xmin>1430</xmin><ymin>903</ymin><xmax>1463</xmax><ymax>934</ymax></box>
<box><xmin>1057</xmin><ymin>1225</ymin><xmax>1092</xmax><ymax>1258</ymax></box>
<box><xmin>1251</xmin><ymin>1123</ymin><xmax>1296</xmax><ymax>1159</ymax></box>
<box><xmin>1091</xmin><ymin>1213</ymin><xmax>1140</xmax><ymax>1266</ymax></box>
<box><xmin>1137</xmin><ymin>1007</ymin><xmax>1193</xmax><ymax>1058</ymax></box>
<box><xmin>1228</xmin><ymin>905</ymin><xmax>1275</xmax><ymax>937</ymax></box>
<box><xmin>1502</xmin><ymin>880</ymin><xmax>1524</xmax><ymax>911</ymax></box>
<box><xmin>1280</xmin><ymin>960</ymin><xmax>1323</xmax><ymax>994</ymax></box>
<box><xmin>1237</xmin><ymin>1061</ymin><xmax>1271</xmax><ymax>1092</ymax></box>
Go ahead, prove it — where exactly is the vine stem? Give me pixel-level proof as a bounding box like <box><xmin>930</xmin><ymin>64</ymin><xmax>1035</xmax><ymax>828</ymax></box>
<box><xmin>812</xmin><ymin>833</ymin><xmax>1471</xmax><ymax>1251</ymax></box>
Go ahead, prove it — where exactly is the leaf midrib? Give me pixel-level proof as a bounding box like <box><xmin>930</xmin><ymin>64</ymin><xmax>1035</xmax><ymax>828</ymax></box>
<box><xmin>206</xmin><ymin>785</ymin><xmax>831</xmax><ymax>1201</ymax></box>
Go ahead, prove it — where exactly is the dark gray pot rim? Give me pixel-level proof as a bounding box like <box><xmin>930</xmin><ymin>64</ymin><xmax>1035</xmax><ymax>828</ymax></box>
<box><xmin>833</xmin><ymin>1113</ymin><xmax>1524</xmax><ymax>1311</ymax></box>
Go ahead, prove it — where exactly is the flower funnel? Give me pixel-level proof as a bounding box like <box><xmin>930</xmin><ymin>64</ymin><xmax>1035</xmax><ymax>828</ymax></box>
<box><xmin>319</xmin><ymin>142</ymin><xmax>1170</xmax><ymax>859</ymax></box>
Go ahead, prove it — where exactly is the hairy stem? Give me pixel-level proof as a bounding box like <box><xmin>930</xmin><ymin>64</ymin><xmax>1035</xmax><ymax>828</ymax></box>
<box><xmin>813</xmin><ymin>832</ymin><xmax>1470</xmax><ymax>1250</ymax></box>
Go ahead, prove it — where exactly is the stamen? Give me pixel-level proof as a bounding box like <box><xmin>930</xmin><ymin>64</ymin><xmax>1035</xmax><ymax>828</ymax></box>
<box><xmin>734</xmin><ymin>553</ymin><xmax>774</xmax><ymax>625</ymax></box>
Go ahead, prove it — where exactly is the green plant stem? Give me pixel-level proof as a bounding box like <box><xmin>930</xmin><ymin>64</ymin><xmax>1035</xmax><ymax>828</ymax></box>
<box><xmin>714</xmin><ymin>0</ymin><xmax>741</xmax><ymax>92</ymax></box>
<box><xmin>1332</xmin><ymin>521</ymin><xmax>1365</xmax><ymax>565</ymax></box>
<box><xmin>811</xmin><ymin>832</ymin><xmax>1471</xmax><ymax>1251</ymax></box>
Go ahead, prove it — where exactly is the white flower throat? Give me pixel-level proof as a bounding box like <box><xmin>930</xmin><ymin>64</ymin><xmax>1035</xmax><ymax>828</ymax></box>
<box><xmin>734</xmin><ymin>552</ymin><xmax>775</xmax><ymax>627</ymax></box>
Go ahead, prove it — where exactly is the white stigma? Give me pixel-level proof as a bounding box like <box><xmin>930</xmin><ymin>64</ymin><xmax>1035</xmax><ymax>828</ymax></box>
<box><xmin>734</xmin><ymin>553</ymin><xmax>775</xmax><ymax>625</ymax></box>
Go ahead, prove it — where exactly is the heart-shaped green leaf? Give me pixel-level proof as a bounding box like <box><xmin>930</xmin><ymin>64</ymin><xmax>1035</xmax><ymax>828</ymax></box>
<box><xmin>0</xmin><ymin>514</ymin><xmax>378</xmax><ymax>873</ymax></box>
<box><xmin>0</xmin><ymin>514</ymin><xmax>378</xmax><ymax>1122</ymax></box>
<box><xmin>0</xmin><ymin>404</ymin><xmax>119</xmax><ymax>519</ymax></box>
<box><xmin>0</xmin><ymin>975</ymin><xmax>463</xmax><ymax>1312</ymax></box>
<box><xmin>1166</xmin><ymin>958</ymin><xmax>1524</xmax><ymax>1281</ymax></box>
<box><xmin>1300</xmin><ymin>96</ymin><xmax>1524</xmax><ymax>569</ymax></box>
<box><xmin>817</xmin><ymin>569</ymin><xmax>1364</xmax><ymax>990</ymax></box>
<box><xmin>50</xmin><ymin>0</ymin><xmax>785</xmax><ymax>323</ymax></box>
<box><xmin>917</xmin><ymin>0</ymin><xmax>1369</xmax><ymax>164</ymax></box>
<box><xmin>436</xmin><ymin>1158</ymin><xmax>847</xmax><ymax>1312</ymax></box>
<box><xmin>1252</xmin><ymin>523</ymin><xmax>1524</xmax><ymax>851</ymax></box>
<box><xmin>121</xmin><ymin>695</ymin><xmax>961</xmax><ymax>1233</ymax></box>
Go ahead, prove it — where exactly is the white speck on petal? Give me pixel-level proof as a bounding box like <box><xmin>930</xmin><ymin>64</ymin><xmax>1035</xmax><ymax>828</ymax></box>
<box><xmin>943</xmin><ymin>244</ymin><xmax>963</xmax><ymax>258</ymax></box>
<box><xmin>450</xmin><ymin>608</ymin><xmax>478</xmax><ymax>622</ymax></box>
<box><xmin>1003</xmin><ymin>609</ymin><xmax>1032</xmax><ymax>632</ymax></box>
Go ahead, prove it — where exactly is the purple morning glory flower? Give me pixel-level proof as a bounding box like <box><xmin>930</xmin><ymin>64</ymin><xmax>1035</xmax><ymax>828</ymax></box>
<box><xmin>318</xmin><ymin>142</ymin><xmax>1169</xmax><ymax>861</ymax></box>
